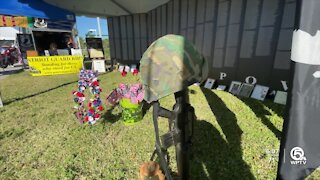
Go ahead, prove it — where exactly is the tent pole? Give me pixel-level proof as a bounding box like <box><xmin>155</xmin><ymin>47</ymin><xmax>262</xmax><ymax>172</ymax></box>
<box><xmin>97</xmin><ymin>17</ymin><xmax>102</xmax><ymax>37</ymax></box>
<box><xmin>77</xmin><ymin>36</ymin><xmax>81</xmax><ymax>49</ymax></box>
<box><xmin>30</xmin><ymin>29</ymin><xmax>37</xmax><ymax>51</ymax></box>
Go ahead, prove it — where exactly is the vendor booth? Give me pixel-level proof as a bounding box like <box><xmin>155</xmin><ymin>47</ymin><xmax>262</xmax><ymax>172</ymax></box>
<box><xmin>0</xmin><ymin>0</ymin><xmax>83</xmax><ymax>75</ymax></box>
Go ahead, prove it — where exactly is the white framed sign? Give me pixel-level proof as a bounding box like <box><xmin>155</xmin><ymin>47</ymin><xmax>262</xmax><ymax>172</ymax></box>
<box><xmin>57</xmin><ymin>49</ymin><xmax>69</xmax><ymax>55</ymax></box>
<box><xmin>92</xmin><ymin>60</ymin><xmax>106</xmax><ymax>73</ymax></box>
<box><xmin>44</xmin><ymin>50</ymin><xmax>50</xmax><ymax>56</ymax></box>
<box><xmin>204</xmin><ymin>78</ymin><xmax>215</xmax><ymax>89</ymax></box>
<box><xmin>130</xmin><ymin>64</ymin><xmax>137</xmax><ymax>72</ymax></box>
<box><xmin>238</xmin><ymin>83</ymin><xmax>254</xmax><ymax>97</ymax></box>
<box><xmin>250</xmin><ymin>85</ymin><xmax>269</xmax><ymax>101</ymax></box>
<box><xmin>118</xmin><ymin>65</ymin><xmax>124</xmax><ymax>72</ymax></box>
<box><xmin>71</xmin><ymin>49</ymin><xmax>82</xmax><ymax>56</ymax></box>
<box><xmin>217</xmin><ymin>85</ymin><xmax>226</xmax><ymax>91</ymax></box>
<box><xmin>229</xmin><ymin>81</ymin><xmax>242</xmax><ymax>95</ymax></box>
<box><xmin>124</xmin><ymin>65</ymin><xmax>130</xmax><ymax>72</ymax></box>
<box><xmin>274</xmin><ymin>91</ymin><xmax>287</xmax><ymax>105</ymax></box>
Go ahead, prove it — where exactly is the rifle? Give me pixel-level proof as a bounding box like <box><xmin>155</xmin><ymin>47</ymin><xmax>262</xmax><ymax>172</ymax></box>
<box><xmin>150</xmin><ymin>90</ymin><xmax>195</xmax><ymax>179</ymax></box>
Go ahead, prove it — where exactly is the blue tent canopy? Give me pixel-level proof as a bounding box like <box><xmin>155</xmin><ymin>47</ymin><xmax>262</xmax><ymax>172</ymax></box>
<box><xmin>0</xmin><ymin>0</ymin><xmax>75</xmax><ymax>22</ymax></box>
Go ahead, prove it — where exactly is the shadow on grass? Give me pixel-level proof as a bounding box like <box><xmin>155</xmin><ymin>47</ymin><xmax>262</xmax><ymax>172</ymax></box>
<box><xmin>0</xmin><ymin>127</ymin><xmax>30</xmax><ymax>140</ymax></box>
<box><xmin>0</xmin><ymin>67</ymin><xmax>24</xmax><ymax>76</ymax></box>
<box><xmin>2</xmin><ymin>71</ymin><xmax>110</xmax><ymax>106</ymax></box>
<box><xmin>102</xmin><ymin>100</ymin><xmax>151</xmax><ymax>127</ymax></box>
<box><xmin>191</xmin><ymin>88</ymin><xmax>254</xmax><ymax>179</ymax></box>
<box><xmin>3</xmin><ymin>80</ymin><xmax>78</xmax><ymax>105</ymax></box>
<box><xmin>260</xmin><ymin>99</ymin><xmax>285</xmax><ymax>118</ymax></box>
<box><xmin>240</xmin><ymin>97</ymin><xmax>281</xmax><ymax>140</ymax></box>
<box><xmin>101</xmin><ymin>106</ymin><xmax>122</xmax><ymax>126</ymax></box>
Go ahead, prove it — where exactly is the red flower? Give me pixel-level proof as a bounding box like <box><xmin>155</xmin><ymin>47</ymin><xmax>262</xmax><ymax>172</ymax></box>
<box><xmin>84</xmin><ymin>116</ymin><xmax>89</xmax><ymax>122</ymax></box>
<box><xmin>88</xmin><ymin>109</ymin><xmax>95</xmax><ymax>114</ymax></box>
<box><xmin>91</xmin><ymin>80</ymin><xmax>99</xmax><ymax>86</ymax></box>
<box><xmin>97</xmin><ymin>106</ymin><xmax>104</xmax><ymax>111</ymax></box>
<box><xmin>73</xmin><ymin>91</ymin><xmax>85</xmax><ymax>97</ymax></box>
<box><xmin>94</xmin><ymin>114</ymin><xmax>101</xmax><ymax>119</ymax></box>
<box><xmin>121</xmin><ymin>71</ymin><xmax>127</xmax><ymax>77</ymax></box>
<box><xmin>132</xmin><ymin>69</ymin><xmax>139</xmax><ymax>75</ymax></box>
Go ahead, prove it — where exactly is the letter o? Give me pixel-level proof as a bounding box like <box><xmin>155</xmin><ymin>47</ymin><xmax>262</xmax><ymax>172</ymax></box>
<box><xmin>245</xmin><ymin>76</ymin><xmax>257</xmax><ymax>84</ymax></box>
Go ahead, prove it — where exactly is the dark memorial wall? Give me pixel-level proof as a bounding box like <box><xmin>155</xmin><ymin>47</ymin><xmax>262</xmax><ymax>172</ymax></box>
<box><xmin>107</xmin><ymin>0</ymin><xmax>296</xmax><ymax>90</ymax></box>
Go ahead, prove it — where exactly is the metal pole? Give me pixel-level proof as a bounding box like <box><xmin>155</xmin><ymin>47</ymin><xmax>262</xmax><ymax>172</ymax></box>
<box><xmin>97</xmin><ymin>17</ymin><xmax>102</xmax><ymax>37</ymax></box>
<box><xmin>30</xmin><ymin>29</ymin><xmax>37</xmax><ymax>51</ymax></box>
<box><xmin>77</xmin><ymin>36</ymin><xmax>81</xmax><ymax>49</ymax></box>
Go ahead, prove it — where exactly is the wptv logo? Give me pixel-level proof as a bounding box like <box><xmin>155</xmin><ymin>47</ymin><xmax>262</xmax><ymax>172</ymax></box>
<box><xmin>290</xmin><ymin>147</ymin><xmax>307</xmax><ymax>165</ymax></box>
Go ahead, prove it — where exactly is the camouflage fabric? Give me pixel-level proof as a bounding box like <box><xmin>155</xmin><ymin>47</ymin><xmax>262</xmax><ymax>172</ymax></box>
<box><xmin>140</xmin><ymin>34</ymin><xmax>208</xmax><ymax>103</ymax></box>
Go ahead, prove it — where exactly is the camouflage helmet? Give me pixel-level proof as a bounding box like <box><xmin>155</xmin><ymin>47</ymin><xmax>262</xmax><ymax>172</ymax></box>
<box><xmin>140</xmin><ymin>34</ymin><xmax>208</xmax><ymax>103</ymax></box>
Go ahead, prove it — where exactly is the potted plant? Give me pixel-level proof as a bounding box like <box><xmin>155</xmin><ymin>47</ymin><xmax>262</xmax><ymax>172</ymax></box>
<box><xmin>107</xmin><ymin>83</ymin><xmax>144</xmax><ymax>125</ymax></box>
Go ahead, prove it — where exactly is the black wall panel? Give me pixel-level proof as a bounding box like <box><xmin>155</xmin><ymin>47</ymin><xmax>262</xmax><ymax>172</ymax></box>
<box><xmin>107</xmin><ymin>0</ymin><xmax>296</xmax><ymax>90</ymax></box>
<box><xmin>133</xmin><ymin>14</ymin><xmax>141</xmax><ymax>60</ymax></box>
<box><xmin>167</xmin><ymin>1</ymin><xmax>173</xmax><ymax>33</ymax></box>
<box><xmin>152</xmin><ymin>10</ymin><xmax>156</xmax><ymax>41</ymax></box>
<box><xmin>140</xmin><ymin>14</ymin><xmax>148</xmax><ymax>58</ymax></box>
<box><xmin>107</xmin><ymin>17</ymin><xmax>116</xmax><ymax>59</ymax></box>
<box><xmin>172</xmin><ymin>0</ymin><xmax>180</xmax><ymax>34</ymax></box>
<box><xmin>147</xmin><ymin>11</ymin><xmax>152</xmax><ymax>44</ymax></box>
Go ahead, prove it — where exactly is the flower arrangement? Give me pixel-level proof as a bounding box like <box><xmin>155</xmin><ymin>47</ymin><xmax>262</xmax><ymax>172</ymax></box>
<box><xmin>72</xmin><ymin>69</ymin><xmax>103</xmax><ymax>125</ymax></box>
<box><xmin>107</xmin><ymin>83</ymin><xmax>144</xmax><ymax>105</ymax></box>
<box><xmin>107</xmin><ymin>83</ymin><xmax>144</xmax><ymax>125</ymax></box>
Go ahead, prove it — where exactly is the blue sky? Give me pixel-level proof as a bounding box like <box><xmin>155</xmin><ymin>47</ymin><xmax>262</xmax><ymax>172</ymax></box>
<box><xmin>76</xmin><ymin>16</ymin><xmax>109</xmax><ymax>38</ymax></box>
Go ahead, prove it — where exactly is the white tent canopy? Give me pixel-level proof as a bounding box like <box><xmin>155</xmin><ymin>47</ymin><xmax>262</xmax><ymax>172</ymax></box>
<box><xmin>44</xmin><ymin>0</ymin><xmax>170</xmax><ymax>16</ymax></box>
<box><xmin>0</xmin><ymin>27</ymin><xmax>20</xmax><ymax>41</ymax></box>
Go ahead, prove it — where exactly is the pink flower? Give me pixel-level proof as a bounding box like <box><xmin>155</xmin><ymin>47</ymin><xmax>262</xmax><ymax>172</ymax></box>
<box><xmin>131</xmin><ymin>96</ymin><xmax>138</xmax><ymax>104</ymax></box>
<box><xmin>112</xmin><ymin>83</ymin><xmax>144</xmax><ymax>104</ymax></box>
<box><xmin>119</xmin><ymin>83</ymin><xmax>126</xmax><ymax>90</ymax></box>
<box><xmin>124</xmin><ymin>92</ymin><xmax>131</xmax><ymax>99</ymax></box>
<box><xmin>130</xmin><ymin>85</ymin><xmax>139</xmax><ymax>93</ymax></box>
<box><xmin>137</xmin><ymin>92</ymin><xmax>144</xmax><ymax>102</ymax></box>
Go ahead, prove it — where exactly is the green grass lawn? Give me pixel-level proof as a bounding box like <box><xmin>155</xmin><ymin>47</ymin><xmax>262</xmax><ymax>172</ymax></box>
<box><xmin>0</xmin><ymin>71</ymin><xmax>319</xmax><ymax>179</ymax></box>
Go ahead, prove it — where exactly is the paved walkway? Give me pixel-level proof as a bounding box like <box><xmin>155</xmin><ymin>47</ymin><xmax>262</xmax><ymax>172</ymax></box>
<box><xmin>0</xmin><ymin>65</ymin><xmax>24</xmax><ymax>80</ymax></box>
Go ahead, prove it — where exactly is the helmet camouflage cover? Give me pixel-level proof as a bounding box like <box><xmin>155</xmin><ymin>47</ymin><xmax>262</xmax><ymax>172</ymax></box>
<box><xmin>140</xmin><ymin>34</ymin><xmax>208</xmax><ymax>103</ymax></box>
